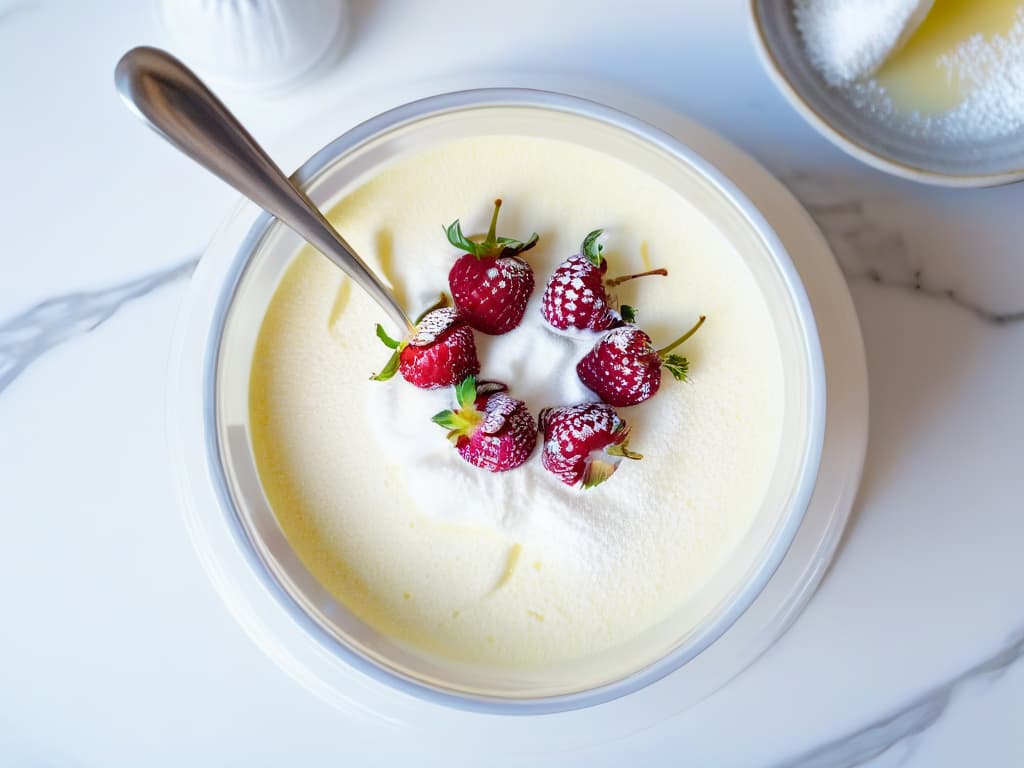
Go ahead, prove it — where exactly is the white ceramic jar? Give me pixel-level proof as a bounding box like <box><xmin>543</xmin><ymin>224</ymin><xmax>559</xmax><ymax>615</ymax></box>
<box><xmin>158</xmin><ymin>0</ymin><xmax>347</xmax><ymax>91</ymax></box>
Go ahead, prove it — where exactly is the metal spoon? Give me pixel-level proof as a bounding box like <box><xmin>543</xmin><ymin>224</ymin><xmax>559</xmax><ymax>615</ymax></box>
<box><xmin>114</xmin><ymin>46</ymin><xmax>414</xmax><ymax>334</ymax></box>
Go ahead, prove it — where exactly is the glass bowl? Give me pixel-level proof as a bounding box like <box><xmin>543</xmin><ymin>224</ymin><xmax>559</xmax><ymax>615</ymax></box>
<box><xmin>179</xmin><ymin>89</ymin><xmax>826</xmax><ymax>713</ymax></box>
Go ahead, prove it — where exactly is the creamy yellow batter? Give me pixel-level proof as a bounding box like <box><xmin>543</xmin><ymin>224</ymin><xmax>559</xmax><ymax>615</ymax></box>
<box><xmin>249</xmin><ymin>135</ymin><xmax>784</xmax><ymax>667</ymax></box>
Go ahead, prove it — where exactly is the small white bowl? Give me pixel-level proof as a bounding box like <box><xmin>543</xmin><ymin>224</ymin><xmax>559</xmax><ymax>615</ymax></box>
<box><xmin>751</xmin><ymin>0</ymin><xmax>1024</xmax><ymax>187</ymax></box>
<box><xmin>172</xmin><ymin>89</ymin><xmax>826</xmax><ymax>713</ymax></box>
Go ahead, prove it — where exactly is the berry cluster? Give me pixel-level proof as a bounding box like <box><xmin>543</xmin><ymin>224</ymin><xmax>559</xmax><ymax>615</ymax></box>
<box><xmin>371</xmin><ymin>200</ymin><xmax>704</xmax><ymax>489</ymax></box>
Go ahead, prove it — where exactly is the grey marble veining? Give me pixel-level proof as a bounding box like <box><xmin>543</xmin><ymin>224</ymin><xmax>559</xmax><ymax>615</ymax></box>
<box><xmin>782</xmin><ymin>173</ymin><xmax>1024</xmax><ymax>326</ymax></box>
<box><xmin>0</xmin><ymin>257</ymin><xmax>198</xmax><ymax>395</ymax></box>
<box><xmin>852</xmin><ymin>267</ymin><xmax>1024</xmax><ymax>326</ymax></box>
<box><xmin>777</xmin><ymin>629</ymin><xmax>1024</xmax><ymax>768</ymax></box>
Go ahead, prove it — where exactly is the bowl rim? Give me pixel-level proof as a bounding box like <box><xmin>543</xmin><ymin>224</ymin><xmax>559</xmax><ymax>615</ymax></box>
<box><xmin>203</xmin><ymin>87</ymin><xmax>827</xmax><ymax>714</ymax></box>
<box><xmin>748</xmin><ymin>0</ymin><xmax>1024</xmax><ymax>189</ymax></box>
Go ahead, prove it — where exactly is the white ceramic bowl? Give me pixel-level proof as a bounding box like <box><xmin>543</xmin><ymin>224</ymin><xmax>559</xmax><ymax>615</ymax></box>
<box><xmin>751</xmin><ymin>0</ymin><xmax>1024</xmax><ymax>187</ymax></box>
<box><xmin>179</xmin><ymin>89</ymin><xmax>826</xmax><ymax>713</ymax></box>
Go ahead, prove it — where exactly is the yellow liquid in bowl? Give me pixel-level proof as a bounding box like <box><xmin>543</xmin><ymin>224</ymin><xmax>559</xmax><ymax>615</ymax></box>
<box><xmin>876</xmin><ymin>0</ymin><xmax>1023</xmax><ymax>114</ymax></box>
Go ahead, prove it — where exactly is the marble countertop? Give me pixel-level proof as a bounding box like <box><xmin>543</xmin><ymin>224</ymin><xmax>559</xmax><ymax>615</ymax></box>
<box><xmin>1</xmin><ymin>1</ymin><xmax>1021</xmax><ymax>765</ymax></box>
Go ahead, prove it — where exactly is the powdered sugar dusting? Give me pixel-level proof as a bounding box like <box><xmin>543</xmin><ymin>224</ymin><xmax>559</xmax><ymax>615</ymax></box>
<box><xmin>450</xmin><ymin>253</ymin><xmax>535</xmax><ymax>334</ymax></box>
<box><xmin>795</xmin><ymin>0</ymin><xmax>931</xmax><ymax>85</ymax></box>
<box><xmin>798</xmin><ymin>2</ymin><xmax>1024</xmax><ymax>144</ymax></box>
<box><xmin>539</xmin><ymin>403</ymin><xmax>625</xmax><ymax>486</ymax></box>
<box><xmin>409</xmin><ymin>306</ymin><xmax>460</xmax><ymax>345</ymax></box>
<box><xmin>541</xmin><ymin>252</ymin><xmax>619</xmax><ymax>331</ymax></box>
<box><xmin>458</xmin><ymin>392</ymin><xmax>536</xmax><ymax>472</ymax></box>
<box><xmin>577</xmin><ymin>325</ymin><xmax>662</xmax><ymax>406</ymax></box>
<box><xmin>902</xmin><ymin>7</ymin><xmax>1024</xmax><ymax>142</ymax></box>
<box><xmin>480</xmin><ymin>391</ymin><xmax>519</xmax><ymax>434</ymax></box>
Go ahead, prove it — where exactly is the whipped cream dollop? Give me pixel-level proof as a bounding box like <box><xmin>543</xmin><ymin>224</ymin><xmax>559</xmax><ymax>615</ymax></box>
<box><xmin>366</xmin><ymin>265</ymin><xmax>600</xmax><ymax>537</ymax></box>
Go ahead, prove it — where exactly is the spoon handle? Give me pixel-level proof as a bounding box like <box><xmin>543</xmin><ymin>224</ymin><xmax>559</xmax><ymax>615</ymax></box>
<box><xmin>114</xmin><ymin>46</ymin><xmax>413</xmax><ymax>334</ymax></box>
